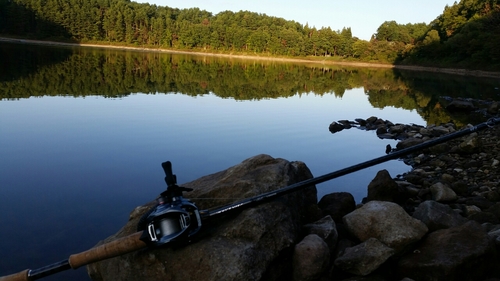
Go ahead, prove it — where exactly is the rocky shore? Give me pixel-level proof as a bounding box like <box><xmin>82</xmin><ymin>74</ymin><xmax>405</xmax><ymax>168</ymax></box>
<box><xmin>320</xmin><ymin>114</ymin><xmax>500</xmax><ymax>281</ymax></box>
<box><xmin>87</xmin><ymin>103</ymin><xmax>500</xmax><ymax>280</ymax></box>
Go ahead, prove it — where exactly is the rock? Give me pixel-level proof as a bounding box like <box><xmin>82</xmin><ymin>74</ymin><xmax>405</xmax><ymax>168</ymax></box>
<box><xmin>487</xmin><ymin>203</ymin><xmax>500</xmax><ymax>220</ymax></box>
<box><xmin>464</xmin><ymin>205</ymin><xmax>482</xmax><ymax>216</ymax></box>
<box><xmin>487</xmin><ymin>102</ymin><xmax>499</xmax><ymax>115</ymax></box>
<box><xmin>465</xmin><ymin>196</ymin><xmax>494</xmax><ymax>210</ymax></box>
<box><xmin>318</xmin><ymin>192</ymin><xmax>356</xmax><ymax>223</ymax></box>
<box><xmin>87</xmin><ymin>154</ymin><xmax>317</xmax><ymax>281</ymax></box>
<box><xmin>302</xmin><ymin>216</ymin><xmax>338</xmax><ymax>252</ymax></box>
<box><xmin>355</xmin><ymin>118</ymin><xmax>367</xmax><ymax>126</ymax></box>
<box><xmin>456</xmin><ymin>133</ymin><xmax>480</xmax><ymax>154</ymax></box>
<box><xmin>292</xmin><ymin>234</ymin><xmax>330</xmax><ymax>281</ymax></box>
<box><xmin>388</xmin><ymin>124</ymin><xmax>405</xmax><ymax>134</ymax></box>
<box><xmin>468</xmin><ymin>212</ymin><xmax>500</xmax><ymax>224</ymax></box>
<box><xmin>445</xmin><ymin>99</ymin><xmax>475</xmax><ymax>112</ymax></box>
<box><xmin>338</xmin><ymin>120</ymin><xmax>354</xmax><ymax>129</ymax></box>
<box><xmin>398</xmin><ymin>221</ymin><xmax>498</xmax><ymax>281</ymax></box>
<box><xmin>430</xmin><ymin>182</ymin><xmax>457</xmax><ymax>202</ymax></box>
<box><xmin>366</xmin><ymin>170</ymin><xmax>399</xmax><ymax>203</ymax></box>
<box><xmin>451</xmin><ymin>181</ymin><xmax>469</xmax><ymax>196</ymax></box>
<box><xmin>366</xmin><ymin>116</ymin><xmax>378</xmax><ymax>124</ymax></box>
<box><xmin>412</xmin><ymin>200</ymin><xmax>468</xmax><ymax>232</ymax></box>
<box><xmin>329</xmin><ymin>121</ymin><xmax>345</xmax><ymax>133</ymax></box>
<box><xmin>485</xmin><ymin>190</ymin><xmax>500</xmax><ymax>202</ymax></box>
<box><xmin>334</xmin><ymin>238</ymin><xmax>394</xmax><ymax>276</ymax></box>
<box><xmin>376</xmin><ymin>126</ymin><xmax>387</xmax><ymax>136</ymax></box>
<box><xmin>342</xmin><ymin>201</ymin><xmax>428</xmax><ymax>253</ymax></box>
<box><xmin>429</xmin><ymin>125</ymin><xmax>451</xmax><ymax>137</ymax></box>
<box><xmin>396</xmin><ymin>138</ymin><xmax>424</xmax><ymax>150</ymax></box>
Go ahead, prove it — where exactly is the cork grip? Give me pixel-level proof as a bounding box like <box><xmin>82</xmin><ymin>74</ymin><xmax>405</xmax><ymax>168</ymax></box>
<box><xmin>68</xmin><ymin>232</ymin><xmax>146</xmax><ymax>269</ymax></box>
<box><xmin>0</xmin><ymin>269</ymin><xmax>30</xmax><ymax>281</ymax></box>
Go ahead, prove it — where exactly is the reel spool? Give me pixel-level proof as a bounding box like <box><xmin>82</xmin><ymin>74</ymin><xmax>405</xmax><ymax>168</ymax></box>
<box><xmin>138</xmin><ymin>161</ymin><xmax>202</xmax><ymax>247</ymax></box>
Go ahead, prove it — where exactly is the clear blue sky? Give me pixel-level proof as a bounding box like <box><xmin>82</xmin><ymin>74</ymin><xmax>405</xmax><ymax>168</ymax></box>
<box><xmin>134</xmin><ymin>0</ymin><xmax>454</xmax><ymax>40</ymax></box>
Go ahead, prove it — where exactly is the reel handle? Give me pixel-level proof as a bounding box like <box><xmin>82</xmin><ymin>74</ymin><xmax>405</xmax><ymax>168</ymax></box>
<box><xmin>162</xmin><ymin>161</ymin><xmax>176</xmax><ymax>187</ymax></box>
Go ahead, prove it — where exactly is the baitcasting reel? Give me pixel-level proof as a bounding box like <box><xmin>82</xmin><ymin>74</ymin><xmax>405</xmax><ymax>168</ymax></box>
<box><xmin>138</xmin><ymin>161</ymin><xmax>202</xmax><ymax>247</ymax></box>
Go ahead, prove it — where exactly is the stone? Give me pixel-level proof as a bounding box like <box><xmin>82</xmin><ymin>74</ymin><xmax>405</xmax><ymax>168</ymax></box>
<box><xmin>487</xmin><ymin>102</ymin><xmax>499</xmax><ymax>115</ymax></box>
<box><xmin>396</xmin><ymin>138</ymin><xmax>425</xmax><ymax>150</ymax></box>
<box><xmin>430</xmin><ymin>182</ymin><xmax>457</xmax><ymax>202</ymax></box>
<box><xmin>355</xmin><ymin>118</ymin><xmax>367</xmax><ymax>126</ymax></box>
<box><xmin>87</xmin><ymin>154</ymin><xmax>317</xmax><ymax>281</ymax></box>
<box><xmin>318</xmin><ymin>192</ymin><xmax>356</xmax><ymax>223</ymax></box>
<box><xmin>430</xmin><ymin>125</ymin><xmax>450</xmax><ymax>137</ymax></box>
<box><xmin>388</xmin><ymin>124</ymin><xmax>405</xmax><ymax>134</ymax></box>
<box><xmin>468</xmin><ymin>212</ymin><xmax>500</xmax><ymax>224</ymax></box>
<box><xmin>398</xmin><ymin>221</ymin><xmax>497</xmax><ymax>281</ymax></box>
<box><xmin>334</xmin><ymin>238</ymin><xmax>394</xmax><ymax>276</ymax></box>
<box><xmin>456</xmin><ymin>134</ymin><xmax>480</xmax><ymax>154</ymax></box>
<box><xmin>302</xmin><ymin>216</ymin><xmax>338</xmax><ymax>252</ymax></box>
<box><xmin>366</xmin><ymin>169</ymin><xmax>399</xmax><ymax>203</ymax></box>
<box><xmin>412</xmin><ymin>200</ymin><xmax>468</xmax><ymax>232</ymax></box>
<box><xmin>445</xmin><ymin>99</ymin><xmax>475</xmax><ymax>112</ymax></box>
<box><xmin>329</xmin><ymin>121</ymin><xmax>345</xmax><ymax>133</ymax></box>
<box><xmin>292</xmin><ymin>234</ymin><xmax>330</xmax><ymax>281</ymax></box>
<box><xmin>465</xmin><ymin>196</ymin><xmax>494</xmax><ymax>210</ymax></box>
<box><xmin>342</xmin><ymin>201</ymin><xmax>428</xmax><ymax>253</ymax></box>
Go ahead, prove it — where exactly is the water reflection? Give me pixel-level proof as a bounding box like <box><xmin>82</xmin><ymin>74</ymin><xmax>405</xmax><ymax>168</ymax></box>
<box><xmin>1</xmin><ymin>41</ymin><xmax>499</xmax><ymax>127</ymax></box>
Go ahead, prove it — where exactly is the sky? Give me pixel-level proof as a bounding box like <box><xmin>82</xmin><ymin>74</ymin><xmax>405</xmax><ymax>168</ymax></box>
<box><xmin>134</xmin><ymin>0</ymin><xmax>455</xmax><ymax>40</ymax></box>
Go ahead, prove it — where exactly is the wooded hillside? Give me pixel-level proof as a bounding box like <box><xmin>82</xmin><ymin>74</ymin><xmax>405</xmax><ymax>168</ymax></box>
<box><xmin>0</xmin><ymin>0</ymin><xmax>499</xmax><ymax>70</ymax></box>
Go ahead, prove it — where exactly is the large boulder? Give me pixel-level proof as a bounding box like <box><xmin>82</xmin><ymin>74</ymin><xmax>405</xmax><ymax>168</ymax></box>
<box><xmin>342</xmin><ymin>201</ymin><xmax>428</xmax><ymax>253</ymax></box>
<box><xmin>412</xmin><ymin>200</ymin><xmax>467</xmax><ymax>232</ymax></box>
<box><xmin>87</xmin><ymin>154</ymin><xmax>317</xmax><ymax>281</ymax></box>
<box><xmin>398</xmin><ymin>221</ymin><xmax>498</xmax><ymax>281</ymax></box>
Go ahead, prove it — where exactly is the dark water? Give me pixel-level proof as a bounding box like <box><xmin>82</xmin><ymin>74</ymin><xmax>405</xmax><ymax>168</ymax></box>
<box><xmin>1</xmin><ymin>42</ymin><xmax>499</xmax><ymax>280</ymax></box>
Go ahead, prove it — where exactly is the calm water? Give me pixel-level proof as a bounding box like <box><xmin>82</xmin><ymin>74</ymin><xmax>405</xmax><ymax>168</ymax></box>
<box><xmin>1</xmin><ymin>42</ymin><xmax>499</xmax><ymax>280</ymax></box>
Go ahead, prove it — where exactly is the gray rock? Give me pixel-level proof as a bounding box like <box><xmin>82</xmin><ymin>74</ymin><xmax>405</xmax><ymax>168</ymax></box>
<box><xmin>465</xmin><ymin>196</ymin><xmax>494</xmax><ymax>210</ymax></box>
<box><xmin>430</xmin><ymin>125</ymin><xmax>451</xmax><ymax>137</ymax></box>
<box><xmin>334</xmin><ymin>238</ymin><xmax>394</xmax><ymax>276</ymax></box>
<box><xmin>430</xmin><ymin>182</ymin><xmax>457</xmax><ymax>202</ymax></box>
<box><xmin>398</xmin><ymin>221</ymin><xmax>497</xmax><ymax>281</ymax></box>
<box><xmin>445</xmin><ymin>99</ymin><xmax>475</xmax><ymax>111</ymax></box>
<box><xmin>388</xmin><ymin>124</ymin><xmax>405</xmax><ymax>134</ymax></box>
<box><xmin>366</xmin><ymin>169</ymin><xmax>399</xmax><ymax>203</ymax></box>
<box><xmin>302</xmin><ymin>215</ymin><xmax>338</xmax><ymax>252</ymax></box>
<box><xmin>87</xmin><ymin>154</ymin><xmax>317</xmax><ymax>281</ymax></box>
<box><xmin>318</xmin><ymin>192</ymin><xmax>355</xmax><ymax>223</ymax></box>
<box><xmin>329</xmin><ymin>121</ymin><xmax>345</xmax><ymax>133</ymax></box>
<box><xmin>292</xmin><ymin>234</ymin><xmax>330</xmax><ymax>281</ymax></box>
<box><xmin>396</xmin><ymin>138</ymin><xmax>425</xmax><ymax>150</ymax></box>
<box><xmin>456</xmin><ymin>133</ymin><xmax>480</xmax><ymax>154</ymax></box>
<box><xmin>412</xmin><ymin>200</ymin><xmax>468</xmax><ymax>232</ymax></box>
<box><xmin>487</xmin><ymin>102</ymin><xmax>499</xmax><ymax>115</ymax></box>
<box><xmin>342</xmin><ymin>201</ymin><xmax>428</xmax><ymax>253</ymax></box>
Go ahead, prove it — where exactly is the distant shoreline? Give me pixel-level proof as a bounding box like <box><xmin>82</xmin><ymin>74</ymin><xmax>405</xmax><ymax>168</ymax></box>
<box><xmin>2</xmin><ymin>37</ymin><xmax>500</xmax><ymax>78</ymax></box>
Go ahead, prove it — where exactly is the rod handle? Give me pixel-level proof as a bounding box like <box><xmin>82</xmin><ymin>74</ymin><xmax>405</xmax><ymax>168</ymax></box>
<box><xmin>68</xmin><ymin>232</ymin><xmax>146</xmax><ymax>269</ymax></box>
<box><xmin>0</xmin><ymin>269</ymin><xmax>30</xmax><ymax>281</ymax></box>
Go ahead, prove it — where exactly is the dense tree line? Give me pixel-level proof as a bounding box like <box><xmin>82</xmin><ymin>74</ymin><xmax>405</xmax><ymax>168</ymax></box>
<box><xmin>401</xmin><ymin>0</ymin><xmax>500</xmax><ymax>70</ymax></box>
<box><xmin>0</xmin><ymin>0</ymin><xmax>498</xmax><ymax>69</ymax></box>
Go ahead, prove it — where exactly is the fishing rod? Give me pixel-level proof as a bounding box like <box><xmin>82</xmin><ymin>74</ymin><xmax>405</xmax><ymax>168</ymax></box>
<box><xmin>1</xmin><ymin>117</ymin><xmax>499</xmax><ymax>281</ymax></box>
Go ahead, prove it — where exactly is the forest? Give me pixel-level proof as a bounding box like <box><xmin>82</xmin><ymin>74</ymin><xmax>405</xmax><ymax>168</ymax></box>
<box><xmin>0</xmin><ymin>0</ymin><xmax>499</xmax><ymax>70</ymax></box>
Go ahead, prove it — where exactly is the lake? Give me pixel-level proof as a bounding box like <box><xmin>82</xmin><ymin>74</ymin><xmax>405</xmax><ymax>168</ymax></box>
<box><xmin>1</xmin><ymin>41</ymin><xmax>499</xmax><ymax>280</ymax></box>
